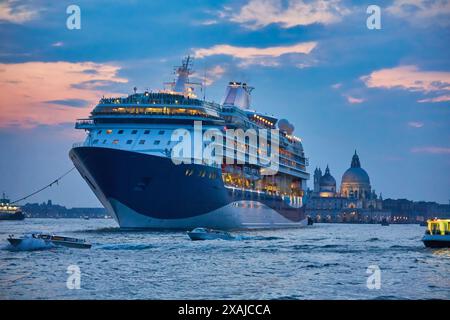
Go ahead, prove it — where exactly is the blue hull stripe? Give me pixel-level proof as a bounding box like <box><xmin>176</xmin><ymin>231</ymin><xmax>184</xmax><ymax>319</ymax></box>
<box><xmin>69</xmin><ymin>147</ymin><xmax>305</xmax><ymax>222</ymax></box>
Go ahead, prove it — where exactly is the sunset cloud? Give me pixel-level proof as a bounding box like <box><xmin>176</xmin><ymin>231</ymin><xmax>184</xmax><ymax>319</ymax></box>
<box><xmin>193</xmin><ymin>42</ymin><xmax>317</xmax><ymax>67</ymax></box>
<box><xmin>225</xmin><ymin>0</ymin><xmax>350</xmax><ymax>29</ymax></box>
<box><xmin>0</xmin><ymin>61</ymin><xmax>128</xmax><ymax>128</ymax></box>
<box><xmin>361</xmin><ymin>65</ymin><xmax>450</xmax><ymax>103</ymax></box>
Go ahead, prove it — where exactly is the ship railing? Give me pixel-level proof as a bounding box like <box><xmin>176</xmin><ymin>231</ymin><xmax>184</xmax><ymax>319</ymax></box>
<box><xmin>72</xmin><ymin>142</ymin><xmax>85</xmax><ymax>148</ymax></box>
<box><xmin>75</xmin><ymin>119</ymin><xmax>94</xmax><ymax>128</ymax></box>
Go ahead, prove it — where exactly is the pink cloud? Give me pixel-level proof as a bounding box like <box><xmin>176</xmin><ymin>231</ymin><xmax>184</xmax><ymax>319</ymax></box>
<box><xmin>0</xmin><ymin>61</ymin><xmax>128</xmax><ymax>128</ymax></box>
<box><xmin>344</xmin><ymin>94</ymin><xmax>365</xmax><ymax>104</ymax></box>
<box><xmin>417</xmin><ymin>94</ymin><xmax>450</xmax><ymax>103</ymax></box>
<box><xmin>411</xmin><ymin>146</ymin><xmax>450</xmax><ymax>154</ymax></box>
<box><xmin>361</xmin><ymin>65</ymin><xmax>450</xmax><ymax>103</ymax></box>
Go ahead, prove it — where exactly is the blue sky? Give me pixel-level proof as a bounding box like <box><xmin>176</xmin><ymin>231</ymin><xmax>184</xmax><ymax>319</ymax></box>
<box><xmin>0</xmin><ymin>0</ymin><xmax>449</xmax><ymax>207</ymax></box>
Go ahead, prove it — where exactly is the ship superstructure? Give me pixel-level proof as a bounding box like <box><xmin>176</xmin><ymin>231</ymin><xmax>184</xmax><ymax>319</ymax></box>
<box><xmin>70</xmin><ymin>57</ymin><xmax>309</xmax><ymax>229</ymax></box>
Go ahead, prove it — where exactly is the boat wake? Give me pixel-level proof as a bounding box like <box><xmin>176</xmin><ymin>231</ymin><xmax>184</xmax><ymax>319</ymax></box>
<box><xmin>5</xmin><ymin>238</ymin><xmax>55</xmax><ymax>251</ymax></box>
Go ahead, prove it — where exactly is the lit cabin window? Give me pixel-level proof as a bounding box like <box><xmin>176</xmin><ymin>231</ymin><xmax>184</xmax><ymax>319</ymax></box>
<box><xmin>112</xmin><ymin>139</ymin><xmax>119</xmax><ymax>144</ymax></box>
<box><xmin>93</xmin><ymin>139</ymin><xmax>99</xmax><ymax>144</ymax></box>
<box><xmin>158</xmin><ymin>130</ymin><xmax>165</xmax><ymax>135</ymax></box>
<box><xmin>139</xmin><ymin>140</ymin><xmax>145</xmax><ymax>145</ymax></box>
<box><xmin>106</xmin><ymin>130</ymin><xmax>113</xmax><ymax>134</ymax></box>
<box><xmin>126</xmin><ymin>140</ymin><xmax>133</xmax><ymax>144</ymax></box>
<box><xmin>118</xmin><ymin>130</ymin><xmax>124</xmax><ymax>134</ymax></box>
<box><xmin>131</xmin><ymin>130</ymin><xmax>138</xmax><ymax>134</ymax></box>
<box><xmin>154</xmin><ymin>140</ymin><xmax>160</xmax><ymax>145</ymax></box>
<box><xmin>144</xmin><ymin>130</ymin><xmax>150</xmax><ymax>134</ymax></box>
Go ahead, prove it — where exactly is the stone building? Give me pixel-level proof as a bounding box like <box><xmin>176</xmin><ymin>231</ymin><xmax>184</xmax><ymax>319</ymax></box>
<box><xmin>305</xmin><ymin>151</ymin><xmax>389</xmax><ymax>223</ymax></box>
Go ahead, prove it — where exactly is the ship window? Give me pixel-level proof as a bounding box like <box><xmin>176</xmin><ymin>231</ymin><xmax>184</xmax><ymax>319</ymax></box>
<box><xmin>97</xmin><ymin>130</ymin><xmax>102</xmax><ymax>134</ymax></box>
<box><xmin>139</xmin><ymin>140</ymin><xmax>145</xmax><ymax>145</ymax></box>
<box><xmin>93</xmin><ymin>139</ymin><xmax>99</xmax><ymax>144</ymax></box>
<box><xmin>144</xmin><ymin>130</ymin><xmax>150</xmax><ymax>134</ymax></box>
<box><xmin>131</xmin><ymin>130</ymin><xmax>138</xmax><ymax>134</ymax></box>
<box><xmin>102</xmin><ymin>140</ymin><xmax>107</xmax><ymax>144</ymax></box>
<box><xmin>158</xmin><ymin>130</ymin><xmax>165</xmax><ymax>135</ymax></box>
<box><xmin>112</xmin><ymin>139</ymin><xmax>119</xmax><ymax>144</ymax></box>
<box><xmin>126</xmin><ymin>140</ymin><xmax>133</xmax><ymax>144</ymax></box>
<box><xmin>167</xmin><ymin>141</ymin><xmax>171</xmax><ymax>145</ymax></box>
<box><xmin>154</xmin><ymin>140</ymin><xmax>160</xmax><ymax>145</ymax></box>
<box><xmin>106</xmin><ymin>130</ymin><xmax>113</xmax><ymax>134</ymax></box>
<box><xmin>118</xmin><ymin>130</ymin><xmax>124</xmax><ymax>134</ymax></box>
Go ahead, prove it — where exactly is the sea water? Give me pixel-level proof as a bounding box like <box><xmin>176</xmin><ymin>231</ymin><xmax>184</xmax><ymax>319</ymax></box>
<box><xmin>0</xmin><ymin>219</ymin><xmax>448</xmax><ymax>299</ymax></box>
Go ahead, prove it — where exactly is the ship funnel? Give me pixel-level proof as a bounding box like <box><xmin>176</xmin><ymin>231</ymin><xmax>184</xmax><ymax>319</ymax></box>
<box><xmin>222</xmin><ymin>82</ymin><xmax>254</xmax><ymax>109</ymax></box>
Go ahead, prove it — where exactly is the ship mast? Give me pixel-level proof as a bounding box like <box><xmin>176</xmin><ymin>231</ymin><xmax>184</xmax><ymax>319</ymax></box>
<box><xmin>165</xmin><ymin>56</ymin><xmax>201</xmax><ymax>98</ymax></box>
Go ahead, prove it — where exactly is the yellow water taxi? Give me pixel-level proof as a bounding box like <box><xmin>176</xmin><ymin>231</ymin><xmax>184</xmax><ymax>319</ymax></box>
<box><xmin>422</xmin><ymin>219</ymin><xmax>450</xmax><ymax>248</ymax></box>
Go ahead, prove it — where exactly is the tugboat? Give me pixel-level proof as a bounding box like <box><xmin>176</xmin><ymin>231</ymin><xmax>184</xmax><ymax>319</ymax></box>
<box><xmin>187</xmin><ymin>227</ymin><xmax>234</xmax><ymax>241</ymax></box>
<box><xmin>0</xmin><ymin>193</ymin><xmax>25</xmax><ymax>221</ymax></box>
<box><xmin>8</xmin><ymin>233</ymin><xmax>91</xmax><ymax>249</ymax></box>
<box><xmin>422</xmin><ymin>219</ymin><xmax>450</xmax><ymax>248</ymax></box>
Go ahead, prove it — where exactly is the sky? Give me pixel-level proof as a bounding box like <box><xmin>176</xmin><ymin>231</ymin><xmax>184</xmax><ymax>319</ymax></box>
<box><xmin>0</xmin><ymin>0</ymin><xmax>449</xmax><ymax>207</ymax></box>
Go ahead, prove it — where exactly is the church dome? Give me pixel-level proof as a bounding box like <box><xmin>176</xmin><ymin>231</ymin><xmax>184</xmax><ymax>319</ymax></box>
<box><xmin>320</xmin><ymin>165</ymin><xmax>336</xmax><ymax>187</ymax></box>
<box><xmin>341</xmin><ymin>151</ymin><xmax>370</xmax><ymax>185</ymax></box>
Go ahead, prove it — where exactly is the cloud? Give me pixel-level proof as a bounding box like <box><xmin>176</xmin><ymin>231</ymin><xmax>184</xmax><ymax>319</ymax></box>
<box><xmin>417</xmin><ymin>94</ymin><xmax>450</xmax><ymax>103</ymax></box>
<box><xmin>0</xmin><ymin>61</ymin><xmax>128</xmax><ymax>128</ymax></box>
<box><xmin>411</xmin><ymin>146</ymin><xmax>450</xmax><ymax>154</ymax></box>
<box><xmin>192</xmin><ymin>65</ymin><xmax>226</xmax><ymax>86</ymax></box>
<box><xmin>387</xmin><ymin>0</ymin><xmax>450</xmax><ymax>25</ymax></box>
<box><xmin>225</xmin><ymin>0</ymin><xmax>350</xmax><ymax>29</ymax></box>
<box><xmin>44</xmin><ymin>99</ymin><xmax>90</xmax><ymax>108</ymax></box>
<box><xmin>344</xmin><ymin>94</ymin><xmax>365</xmax><ymax>104</ymax></box>
<box><xmin>0</xmin><ymin>0</ymin><xmax>39</xmax><ymax>24</ymax></box>
<box><xmin>408</xmin><ymin>121</ymin><xmax>424</xmax><ymax>128</ymax></box>
<box><xmin>361</xmin><ymin>65</ymin><xmax>450</xmax><ymax>103</ymax></box>
<box><xmin>331</xmin><ymin>83</ymin><xmax>342</xmax><ymax>89</ymax></box>
<box><xmin>193</xmin><ymin>42</ymin><xmax>317</xmax><ymax>67</ymax></box>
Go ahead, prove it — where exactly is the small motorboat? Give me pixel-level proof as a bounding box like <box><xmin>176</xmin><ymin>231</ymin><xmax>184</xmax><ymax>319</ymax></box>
<box><xmin>381</xmin><ymin>218</ymin><xmax>390</xmax><ymax>226</ymax></box>
<box><xmin>422</xmin><ymin>219</ymin><xmax>450</xmax><ymax>248</ymax></box>
<box><xmin>8</xmin><ymin>233</ymin><xmax>91</xmax><ymax>249</ymax></box>
<box><xmin>187</xmin><ymin>227</ymin><xmax>234</xmax><ymax>241</ymax></box>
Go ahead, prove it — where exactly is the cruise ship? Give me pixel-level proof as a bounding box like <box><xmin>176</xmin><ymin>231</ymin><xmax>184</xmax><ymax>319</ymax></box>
<box><xmin>70</xmin><ymin>57</ymin><xmax>310</xmax><ymax>229</ymax></box>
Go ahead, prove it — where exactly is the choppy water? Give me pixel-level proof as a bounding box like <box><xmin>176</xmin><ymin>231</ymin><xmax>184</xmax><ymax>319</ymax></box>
<box><xmin>0</xmin><ymin>219</ymin><xmax>448</xmax><ymax>299</ymax></box>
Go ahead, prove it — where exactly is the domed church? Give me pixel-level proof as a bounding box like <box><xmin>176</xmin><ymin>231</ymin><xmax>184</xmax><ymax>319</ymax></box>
<box><xmin>341</xmin><ymin>151</ymin><xmax>372</xmax><ymax>200</ymax></box>
<box><xmin>306</xmin><ymin>151</ymin><xmax>387</xmax><ymax>223</ymax></box>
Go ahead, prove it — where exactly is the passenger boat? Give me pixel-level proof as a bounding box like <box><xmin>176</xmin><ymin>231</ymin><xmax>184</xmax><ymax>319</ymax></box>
<box><xmin>422</xmin><ymin>219</ymin><xmax>450</xmax><ymax>248</ymax></box>
<box><xmin>187</xmin><ymin>227</ymin><xmax>234</xmax><ymax>241</ymax></box>
<box><xmin>8</xmin><ymin>233</ymin><xmax>92</xmax><ymax>249</ymax></box>
<box><xmin>0</xmin><ymin>193</ymin><xmax>25</xmax><ymax>221</ymax></box>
